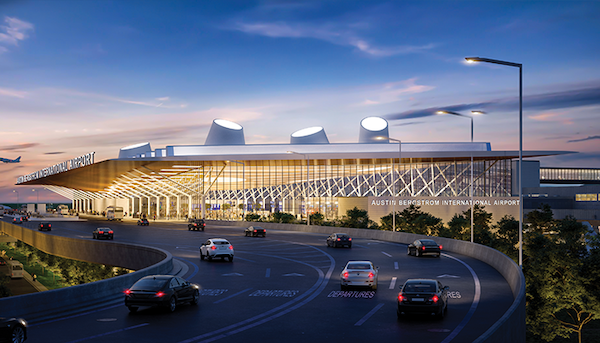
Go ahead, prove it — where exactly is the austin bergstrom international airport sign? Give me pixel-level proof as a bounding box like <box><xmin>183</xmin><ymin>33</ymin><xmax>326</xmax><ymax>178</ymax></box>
<box><xmin>16</xmin><ymin>152</ymin><xmax>95</xmax><ymax>184</ymax></box>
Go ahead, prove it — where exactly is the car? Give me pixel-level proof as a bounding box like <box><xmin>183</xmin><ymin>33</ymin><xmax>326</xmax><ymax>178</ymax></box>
<box><xmin>407</xmin><ymin>239</ymin><xmax>442</xmax><ymax>257</ymax></box>
<box><xmin>188</xmin><ymin>219</ymin><xmax>205</xmax><ymax>231</ymax></box>
<box><xmin>0</xmin><ymin>317</ymin><xmax>27</xmax><ymax>343</ymax></box>
<box><xmin>340</xmin><ymin>260</ymin><xmax>378</xmax><ymax>290</ymax></box>
<box><xmin>200</xmin><ymin>238</ymin><xmax>234</xmax><ymax>262</ymax></box>
<box><xmin>327</xmin><ymin>233</ymin><xmax>352</xmax><ymax>248</ymax></box>
<box><xmin>21</xmin><ymin>216</ymin><xmax>28</xmax><ymax>222</ymax></box>
<box><xmin>92</xmin><ymin>227</ymin><xmax>113</xmax><ymax>240</ymax></box>
<box><xmin>245</xmin><ymin>226</ymin><xmax>266</xmax><ymax>237</ymax></box>
<box><xmin>38</xmin><ymin>222</ymin><xmax>52</xmax><ymax>231</ymax></box>
<box><xmin>124</xmin><ymin>275</ymin><xmax>199</xmax><ymax>313</ymax></box>
<box><xmin>397</xmin><ymin>279</ymin><xmax>449</xmax><ymax>318</ymax></box>
<box><xmin>12</xmin><ymin>217</ymin><xmax>22</xmax><ymax>225</ymax></box>
<box><xmin>137</xmin><ymin>218</ymin><xmax>149</xmax><ymax>226</ymax></box>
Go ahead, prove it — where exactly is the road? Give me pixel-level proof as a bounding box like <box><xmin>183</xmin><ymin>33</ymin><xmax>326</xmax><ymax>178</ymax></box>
<box><xmin>8</xmin><ymin>219</ymin><xmax>513</xmax><ymax>343</ymax></box>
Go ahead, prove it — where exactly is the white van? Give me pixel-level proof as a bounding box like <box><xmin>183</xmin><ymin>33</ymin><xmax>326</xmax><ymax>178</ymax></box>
<box><xmin>8</xmin><ymin>260</ymin><xmax>24</xmax><ymax>278</ymax></box>
<box><xmin>106</xmin><ymin>206</ymin><xmax>124</xmax><ymax>221</ymax></box>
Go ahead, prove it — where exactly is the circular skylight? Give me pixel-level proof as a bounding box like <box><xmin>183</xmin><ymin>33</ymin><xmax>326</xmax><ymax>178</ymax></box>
<box><xmin>361</xmin><ymin>117</ymin><xmax>388</xmax><ymax>131</ymax></box>
<box><xmin>214</xmin><ymin>119</ymin><xmax>242</xmax><ymax>130</ymax></box>
<box><xmin>121</xmin><ymin>142</ymin><xmax>150</xmax><ymax>150</ymax></box>
<box><xmin>291</xmin><ymin>127</ymin><xmax>323</xmax><ymax>138</ymax></box>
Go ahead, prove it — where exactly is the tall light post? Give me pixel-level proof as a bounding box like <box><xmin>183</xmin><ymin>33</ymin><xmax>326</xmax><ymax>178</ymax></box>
<box><xmin>287</xmin><ymin>151</ymin><xmax>310</xmax><ymax>225</ymax></box>
<box><xmin>436</xmin><ymin>110</ymin><xmax>484</xmax><ymax>243</ymax></box>
<box><xmin>228</xmin><ymin>160</ymin><xmax>246</xmax><ymax>221</ymax></box>
<box><xmin>466</xmin><ymin>56</ymin><xmax>523</xmax><ymax>267</ymax></box>
<box><xmin>32</xmin><ymin>189</ymin><xmax>39</xmax><ymax>203</ymax></box>
<box><xmin>13</xmin><ymin>190</ymin><xmax>19</xmax><ymax>204</ymax></box>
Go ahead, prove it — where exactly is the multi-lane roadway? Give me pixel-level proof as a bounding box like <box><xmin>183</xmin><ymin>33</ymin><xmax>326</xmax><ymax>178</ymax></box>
<box><xmin>8</xmin><ymin>218</ymin><xmax>513</xmax><ymax>343</ymax></box>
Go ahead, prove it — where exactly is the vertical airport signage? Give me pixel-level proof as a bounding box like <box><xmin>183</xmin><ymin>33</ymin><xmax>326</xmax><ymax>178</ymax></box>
<box><xmin>16</xmin><ymin>152</ymin><xmax>95</xmax><ymax>184</ymax></box>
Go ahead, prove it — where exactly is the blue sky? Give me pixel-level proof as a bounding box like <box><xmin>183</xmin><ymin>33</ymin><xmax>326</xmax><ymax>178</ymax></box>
<box><xmin>1</xmin><ymin>0</ymin><xmax>599</xmax><ymax>202</ymax></box>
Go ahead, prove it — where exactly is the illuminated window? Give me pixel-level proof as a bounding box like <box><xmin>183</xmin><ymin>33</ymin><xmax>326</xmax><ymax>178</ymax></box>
<box><xmin>575</xmin><ymin>194</ymin><xmax>598</xmax><ymax>202</ymax></box>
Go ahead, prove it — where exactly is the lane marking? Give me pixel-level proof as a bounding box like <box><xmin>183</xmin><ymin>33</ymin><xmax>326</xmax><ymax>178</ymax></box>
<box><xmin>213</xmin><ymin>288</ymin><xmax>252</xmax><ymax>304</ymax></box>
<box><xmin>30</xmin><ymin>303</ymin><xmax>123</xmax><ymax>327</ymax></box>
<box><xmin>437</xmin><ymin>274</ymin><xmax>460</xmax><ymax>278</ymax></box>
<box><xmin>283</xmin><ymin>273</ymin><xmax>304</xmax><ymax>277</ymax></box>
<box><xmin>389</xmin><ymin>277</ymin><xmax>397</xmax><ymax>290</ymax></box>
<box><xmin>381</xmin><ymin>251</ymin><xmax>392</xmax><ymax>257</ymax></box>
<box><xmin>440</xmin><ymin>253</ymin><xmax>481</xmax><ymax>343</ymax></box>
<box><xmin>265</xmin><ymin>268</ymin><xmax>270</xmax><ymax>278</ymax></box>
<box><xmin>176</xmin><ymin>257</ymin><xmax>199</xmax><ymax>279</ymax></box>
<box><xmin>64</xmin><ymin>323</ymin><xmax>149</xmax><ymax>343</ymax></box>
<box><xmin>222</xmin><ymin>273</ymin><xmax>243</xmax><ymax>277</ymax></box>
<box><xmin>394</xmin><ymin>262</ymin><xmax>399</xmax><ymax>270</ymax></box>
<box><xmin>354</xmin><ymin>303</ymin><xmax>385</xmax><ymax>326</ymax></box>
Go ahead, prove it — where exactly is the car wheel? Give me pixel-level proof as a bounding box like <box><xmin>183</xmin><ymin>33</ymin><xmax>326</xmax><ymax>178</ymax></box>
<box><xmin>188</xmin><ymin>227</ymin><xmax>191</xmax><ymax>231</ymax></box>
<box><xmin>228</xmin><ymin>256</ymin><xmax>234</xmax><ymax>262</ymax></box>
<box><xmin>207</xmin><ymin>255</ymin><xmax>213</xmax><ymax>261</ymax></box>
<box><xmin>128</xmin><ymin>306</ymin><xmax>138</xmax><ymax>313</ymax></box>
<box><xmin>372</xmin><ymin>283</ymin><xmax>378</xmax><ymax>291</ymax></box>
<box><xmin>348</xmin><ymin>244</ymin><xmax>352</xmax><ymax>248</ymax></box>
<box><xmin>93</xmin><ymin>234</ymin><xmax>96</xmax><ymax>239</ymax></box>
<box><xmin>201</xmin><ymin>228</ymin><xmax>204</xmax><ymax>232</ymax></box>
<box><xmin>407</xmin><ymin>248</ymin><xmax>411</xmax><ymax>255</ymax></box>
<box><xmin>416</xmin><ymin>249</ymin><xmax>421</xmax><ymax>257</ymax></box>
<box><xmin>168</xmin><ymin>296</ymin><xmax>177</xmax><ymax>312</ymax></box>
<box><xmin>437</xmin><ymin>253</ymin><xmax>441</xmax><ymax>258</ymax></box>
<box><xmin>191</xmin><ymin>290</ymin><xmax>199</xmax><ymax>305</ymax></box>
<box><xmin>438</xmin><ymin>304</ymin><xmax>446</xmax><ymax>319</ymax></box>
<box><xmin>200</xmin><ymin>252</ymin><xmax>205</xmax><ymax>260</ymax></box>
<box><xmin>110</xmin><ymin>236</ymin><xmax>113</xmax><ymax>240</ymax></box>
<box><xmin>11</xmin><ymin>325</ymin><xmax>25</xmax><ymax>343</ymax></box>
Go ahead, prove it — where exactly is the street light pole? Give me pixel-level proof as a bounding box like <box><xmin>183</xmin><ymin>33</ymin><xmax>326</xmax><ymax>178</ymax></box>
<box><xmin>13</xmin><ymin>190</ymin><xmax>19</xmax><ymax>204</ymax></box>
<box><xmin>287</xmin><ymin>151</ymin><xmax>310</xmax><ymax>226</ymax></box>
<box><xmin>466</xmin><ymin>56</ymin><xmax>523</xmax><ymax>267</ymax></box>
<box><xmin>436</xmin><ymin>110</ymin><xmax>484</xmax><ymax>242</ymax></box>
<box><xmin>388</xmin><ymin>138</ymin><xmax>402</xmax><ymax>232</ymax></box>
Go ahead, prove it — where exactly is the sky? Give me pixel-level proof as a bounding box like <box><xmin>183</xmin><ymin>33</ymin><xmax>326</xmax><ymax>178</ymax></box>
<box><xmin>1</xmin><ymin>0</ymin><xmax>599</xmax><ymax>203</ymax></box>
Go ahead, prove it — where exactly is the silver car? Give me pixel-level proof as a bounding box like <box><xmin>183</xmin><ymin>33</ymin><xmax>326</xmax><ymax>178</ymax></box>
<box><xmin>200</xmin><ymin>238</ymin><xmax>234</xmax><ymax>262</ymax></box>
<box><xmin>340</xmin><ymin>260</ymin><xmax>378</xmax><ymax>290</ymax></box>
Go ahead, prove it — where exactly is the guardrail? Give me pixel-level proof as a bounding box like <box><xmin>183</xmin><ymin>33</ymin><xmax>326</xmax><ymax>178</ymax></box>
<box><xmin>208</xmin><ymin>220</ymin><xmax>526</xmax><ymax>343</ymax></box>
<box><xmin>0</xmin><ymin>220</ymin><xmax>173</xmax><ymax>322</ymax></box>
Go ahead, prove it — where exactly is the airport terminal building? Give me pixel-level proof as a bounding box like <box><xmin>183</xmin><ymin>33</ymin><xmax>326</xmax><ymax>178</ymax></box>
<box><xmin>16</xmin><ymin>117</ymin><xmax>586</xmax><ymax>224</ymax></box>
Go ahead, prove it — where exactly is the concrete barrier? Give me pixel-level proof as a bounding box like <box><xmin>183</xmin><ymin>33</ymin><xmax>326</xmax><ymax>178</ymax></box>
<box><xmin>0</xmin><ymin>221</ymin><xmax>173</xmax><ymax>322</ymax></box>
<box><xmin>209</xmin><ymin>220</ymin><xmax>525</xmax><ymax>343</ymax></box>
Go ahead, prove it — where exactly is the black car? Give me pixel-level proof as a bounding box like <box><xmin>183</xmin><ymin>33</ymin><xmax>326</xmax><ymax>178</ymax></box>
<box><xmin>245</xmin><ymin>226</ymin><xmax>266</xmax><ymax>237</ymax></box>
<box><xmin>327</xmin><ymin>233</ymin><xmax>352</xmax><ymax>248</ymax></box>
<box><xmin>397</xmin><ymin>279</ymin><xmax>449</xmax><ymax>319</ymax></box>
<box><xmin>12</xmin><ymin>217</ymin><xmax>22</xmax><ymax>225</ymax></box>
<box><xmin>124</xmin><ymin>275</ymin><xmax>199</xmax><ymax>313</ymax></box>
<box><xmin>407</xmin><ymin>239</ymin><xmax>442</xmax><ymax>257</ymax></box>
<box><xmin>92</xmin><ymin>227</ymin><xmax>113</xmax><ymax>240</ymax></box>
<box><xmin>38</xmin><ymin>222</ymin><xmax>52</xmax><ymax>231</ymax></box>
<box><xmin>0</xmin><ymin>317</ymin><xmax>27</xmax><ymax>343</ymax></box>
<box><xmin>137</xmin><ymin>219</ymin><xmax>149</xmax><ymax>226</ymax></box>
<box><xmin>188</xmin><ymin>219</ymin><xmax>205</xmax><ymax>231</ymax></box>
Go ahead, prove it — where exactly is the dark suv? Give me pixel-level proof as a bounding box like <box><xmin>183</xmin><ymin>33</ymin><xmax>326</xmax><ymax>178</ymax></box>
<box><xmin>188</xmin><ymin>219</ymin><xmax>205</xmax><ymax>231</ymax></box>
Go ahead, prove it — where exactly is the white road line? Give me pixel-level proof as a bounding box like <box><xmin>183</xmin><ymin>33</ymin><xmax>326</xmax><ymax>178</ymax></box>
<box><xmin>394</xmin><ymin>262</ymin><xmax>399</xmax><ymax>270</ymax></box>
<box><xmin>381</xmin><ymin>251</ymin><xmax>392</xmax><ymax>257</ymax></box>
<box><xmin>213</xmin><ymin>288</ymin><xmax>252</xmax><ymax>304</ymax></box>
<box><xmin>440</xmin><ymin>253</ymin><xmax>481</xmax><ymax>343</ymax></box>
<box><xmin>354</xmin><ymin>303</ymin><xmax>385</xmax><ymax>326</ymax></box>
<box><xmin>265</xmin><ymin>268</ymin><xmax>270</xmax><ymax>277</ymax></box>
<box><xmin>389</xmin><ymin>277</ymin><xmax>397</xmax><ymax>290</ymax></box>
<box><xmin>64</xmin><ymin>323</ymin><xmax>149</xmax><ymax>343</ymax></box>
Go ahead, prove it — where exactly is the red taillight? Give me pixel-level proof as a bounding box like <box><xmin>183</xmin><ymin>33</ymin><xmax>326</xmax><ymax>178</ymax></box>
<box><xmin>211</xmin><ymin>246</ymin><xmax>217</xmax><ymax>250</ymax></box>
<box><xmin>124</xmin><ymin>289</ymin><xmax>131</xmax><ymax>295</ymax></box>
<box><xmin>156</xmin><ymin>291</ymin><xmax>165</xmax><ymax>297</ymax></box>
<box><xmin>348</xmin><ymin>238</ymin><xmax>352</xmax><ymax>241</ymax></box>
<box><xmin>439</xmin><ymin>245</ymin><xmax>443</xmax><ymax>250</ymax></box>
<box><xmin>337</xmin><ymin>238</ymin><xmax>341</xmax><ymax>241</ymax></box>
<box><xmin>343</xmin><ymin>272</ymin><xmax>349</xmax><ymax>278</ymax></box>
<box><xmin>229</xmin><ymin>245</ymin><xmax>233</xmax><ymax>250</ymax></box>
<box><xmin>254</xmin><ymin>230</ymin><xmax>257</xmax><ymax>232</ymax></box>
<box><xmin>422</xmin><ymin>246</ymin><xmax>426</xmax><ymax>251</ymax></box>
<box><xmin>48</xmin><ymin>224</ymin><xmax>51</xmax><ymax>227</ymax></box>
<box><xmin>99</xmin><ymin>231</ymin><xmax>104</xmax><ymax>234</ymax></box>
<box><xmin>432</xmin><ymin>295</ymin><xmax>439</xmax><ymax>303</ymax></box>
<box><xmin>398</xmin><ymin>293</ymin><xmax>404</xmax><ymax>301</ymax></box>
<box><xmin>109</xmin><ymin>231</ymin><xmax>113</xmax><ymax>234</ymax></box>
<box><xmin>368</xmin><ymin>272</ymin><xmax>374</xmax><ymax>279</ymax></box>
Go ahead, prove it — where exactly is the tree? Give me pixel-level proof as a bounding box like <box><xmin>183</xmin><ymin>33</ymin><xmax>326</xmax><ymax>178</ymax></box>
<box><xmin>310</xmin><ymin>212</ymin><xmax>324</xmax><ymax>226</ymax></box>
<box><xmin>341</xmin><ymin>207</ymin><xmax>370</xmax><ymax>229</ymax></box>
<box><xmin>379</xmin><ymin>212</ymin><xmax>401</xmax><ymax>231</ymax></box>
<box><xmin>526</xmin><ymin>203</ymin><xmax>554</xmax><ymax>234</ymax></box>
<box><xmin>492</xmin><ymin>215</ymin><xmax>519</xmax><ymax>260</ymax></box>
<box><xmin>442</xmin><ymin>213</ymin><xmax>470</xmax><ymax>240</ymax></box>
<box><xmin>393</xmin><ymin>204</ymin><xmax>443</xmax><ymax>235</ymax></box>
<box><xmin>272</xmin><ymin>212</ymin><xmax>296</xmax><ymax>223</ymax></box>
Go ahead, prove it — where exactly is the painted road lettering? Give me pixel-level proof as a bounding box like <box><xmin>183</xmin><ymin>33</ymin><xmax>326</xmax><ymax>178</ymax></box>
<box><xmin>328</xmin><ymin>291</ymin><xmax>376</xmax><ymax>299</ymax></box>
<box><xmin>447</xmin><ymin>291</ymin><xmax>462</xmax><ymax>299</ymax></box>
<box><xmin>200</xmin><ymin>289</ymin><xmax>228</xmax><ymax>296</ymax></box>
<box><xmin>249</xmin><ymin>290</ymin><xmax>299</xmax><ymax>297</ymax></box>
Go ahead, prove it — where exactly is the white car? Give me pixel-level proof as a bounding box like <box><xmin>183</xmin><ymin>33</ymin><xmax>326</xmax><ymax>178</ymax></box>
<box><xmin>340</xmin><ymin>260</ymin><xmax>378</xmax><ymax>290</ymax></box>
<box><xmin>200</xmin><ymin>238</ymin><xmax>234</xmax><ymax>262</ymax></box>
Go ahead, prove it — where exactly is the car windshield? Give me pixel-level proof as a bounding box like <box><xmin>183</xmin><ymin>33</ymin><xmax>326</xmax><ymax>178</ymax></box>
<box><xmin>131</xmin><ymin>278</ymin><xmax>168</xmax><ymax>291</ymax></box>
<box><xmin>338</xmin><ymin>235</ymin><xmax>349</xmax><ymax>238</ymax></box>
<box><xmin>421</xmin><ymin>240</ymin><xmax>438</xmax><ymax>246</ymax></box>
<box><xmin>347</xmin><ymin>263</ymin><xmax>371</xmax><ymax>270</ymax></box>
<box><xmin>404</xmin><ymin>282</ymin><xmax>436</xmax><ymax>292</ymax></box>
<box><xmin>214</xmin><ymin>241</ymin><xmax>230</xmax><ymax>245</ymax></box>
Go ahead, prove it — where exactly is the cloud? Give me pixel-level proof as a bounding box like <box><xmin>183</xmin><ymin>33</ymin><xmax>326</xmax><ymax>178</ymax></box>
<box><xmin>385</xmin><ymin>85</ymin><xmax>600</xmax><ymax>121</ymax></box>
<box><xmin>0</xmin><ymin>143</ymin><xmax>39</xmax><ymax>151</ymax></box>
<box><xmin>0</xmin><ymin>87</ymin><xmax>27</xmax><ymax>98</ymax></box>
<box><xmin>567</xmin><ymin>136</ymin><xmax>600</xmax><ymax>143</ymax></box>
<box><xmin>230</xmin><ymin>21</ymin><xmax>435</xmax><ymax>57</ymax></box>
<box><xmin>0</xmin><ymin>16</ymin><xmax>34</xmax><ymax>47</ymax></box>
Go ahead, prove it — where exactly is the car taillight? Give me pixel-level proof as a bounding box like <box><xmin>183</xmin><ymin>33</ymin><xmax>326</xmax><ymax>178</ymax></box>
<box><xmin>439</xmin><ymin>245</ymin><xmax>443</xmax><ymax>250</ymax></box>
<box><xmin>368</xmin><ymin>272</ymin><xmax>374</xmax><ymax>279</ymax></box>
<box><xmin>99</xmin><ymin>231</ymin><xmax>104</xmax><ymax>234</ymax></box>
<box><xmin>343</xmin><ymin>272</ymin><xmax>349</xmax><ymax>278</ymax></box>
<box><xmin>254</xmin><ymin>230</ymin><xmax>257</xmax><ymax>232</ymax></box>
<box><xmin>156</xmin><ymin>291</ymin><xmax>165</xmax><ymax>297</ymax></box>
<box><xmin>337</xmin><ymin>238</ymin><xmax>341</xmax><ymax>241</ymax></box>
<box><xmin>124</xmin><ymin>289</ymin><xmax>131</xmax><ymax>295</ymax></box>
<box><xmin>398</xmin><ymin>293</ymin><xmax>404</xmax><ymax>301</ymax></box>
<box><xmin>109</xmin><ymin>231</ymin><xmax>113</xmax><ymax>234</ymax></box>
<box><xmin>211</xmin><ymin>246</ymin><xmax>217</xmax><ymax>250</ymax></box>
<box><xmin>48</xmin><ymin>224</ymin><xmax>51</xmax><ymax>227</ymax></box>
<box><xmin>422</xmin><ymin>246</ymin><xmax>426</xmax><ymax>250</ymax></box>
<box><xmin>348</xmin><ymin>238</ymin><xmax>352</xmax><ymax>241</ymax></box>
<box><xmin>229</xmin><ymin>245</ymin><xmax>233</xmax><ymax>250</ymax></box>
<box><xmin>432</xmin><ymin>295</ymin><xmax>439</xmax><ymax>303</ymax></box>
